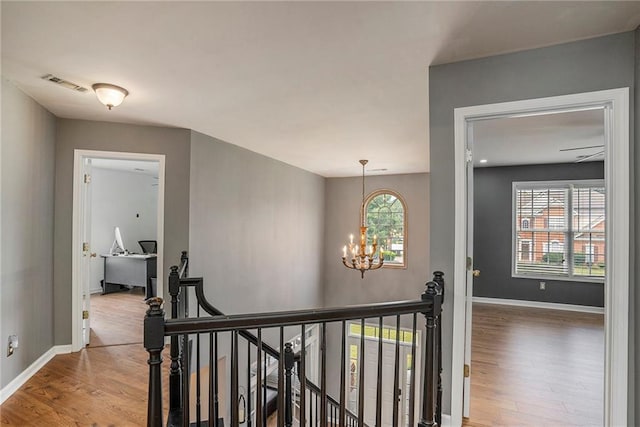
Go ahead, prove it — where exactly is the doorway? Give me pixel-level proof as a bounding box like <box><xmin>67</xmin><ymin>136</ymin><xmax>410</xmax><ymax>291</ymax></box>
<box><xmin>347</xmin><ymin>322</ymin><xmax>421</xmax><ymax>427</ymax></box>
<box><xmin>451</xmin><ymin>89</ymin><xmax>629</xmax><ymax>427</ymax></box>
<box><xmin>72</xmin><ymin>149</ymin><xmax>166</xmax><ymax>351</ymax></box>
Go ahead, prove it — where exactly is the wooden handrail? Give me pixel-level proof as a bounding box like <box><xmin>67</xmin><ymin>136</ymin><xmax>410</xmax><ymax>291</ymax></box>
<box><xmin>163</xmin><ymin>298</ymin><xmax>434</xmax><ymax>335</ymax></box>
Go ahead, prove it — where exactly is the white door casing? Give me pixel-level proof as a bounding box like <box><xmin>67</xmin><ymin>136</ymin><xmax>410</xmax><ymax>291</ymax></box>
<box><xmin>81</xmin><ymin>158</ymin><xmax>93</xmax><ymax>346</ymax></box>
<box><xmin>462</xmin><ymin>122</ymin><xmax>474</xmax><ymax>417</ymax></box>
<box><xmin>451</xmin><ymin>88</ymin><xmax>629</xmax><ymax>427</ymax></box>
<box><xmin>72</xmin><ymin>149</ymin><xmax>166</xmax><ymax>352</ymax></box>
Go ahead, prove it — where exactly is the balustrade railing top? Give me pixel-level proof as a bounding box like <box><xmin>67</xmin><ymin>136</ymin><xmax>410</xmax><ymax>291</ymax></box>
<box><xmin>144</xmin><ymin>251</ymin><xmax>444</xmax><ymax>427</ymax></box>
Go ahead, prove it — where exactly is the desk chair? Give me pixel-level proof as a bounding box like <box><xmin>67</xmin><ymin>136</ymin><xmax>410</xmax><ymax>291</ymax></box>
<box><xmin>138</xmin><ymin>240</ymin><xmax>157</xmax><ymax>254</ymax></box>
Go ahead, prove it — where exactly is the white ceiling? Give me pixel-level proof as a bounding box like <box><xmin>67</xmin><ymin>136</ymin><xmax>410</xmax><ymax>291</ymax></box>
<box><xmin>472</xmin><ymin>108</ymin><xmax>605</xmax><ymax>168</ymax></box>
<box><xmin>2</xmin><ymin>2</ymin><xmax>639</xmax><ymax>177</ymax></box>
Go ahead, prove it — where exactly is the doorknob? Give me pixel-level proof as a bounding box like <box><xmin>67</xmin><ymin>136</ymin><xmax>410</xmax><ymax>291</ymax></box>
<box><xmin>90</xmin><ymin>253</ymin><xmax>97</xmax><ymax>258</ymax></box>
<box><xmin>472</xmin><ymin>269</ymin><xmax>480</xmax><ymax>277</ymax></box>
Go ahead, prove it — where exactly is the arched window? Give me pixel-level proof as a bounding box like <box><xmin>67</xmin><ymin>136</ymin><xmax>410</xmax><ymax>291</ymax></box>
<box><xmin>521</xmin><ymin>218</ymin><xmax>530</xmax><ymax>229</ymax></box>
<box><xmin>363</xmin><ymin>190</ymin><xmax>407</xmax><ymax>268</ymax></box>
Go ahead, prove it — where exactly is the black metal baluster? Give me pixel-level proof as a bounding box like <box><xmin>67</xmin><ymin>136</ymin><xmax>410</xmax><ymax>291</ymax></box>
<box><xmin>357</xmin><ymin>318</ymin><xmax>365</xmax><ymax>426</ymax></box>
<box><xmin>392</xmin><ymin>315</ymin><xmax>400</xmax><ymax>427</ymax></box>
<box><xmin>376</xmin><ymin>316</ymin><xmax>383</xmax><ymax>427</ymax></box>
<box><xmin>232</xmin><ymin>332</ymin><xmax>239</xmax><ymax>427</ymax></box>
<box><xmin>256</xmin><ymin>329</ymin><xmax>263</xmax><ymax>427</ymax></box>
<box><xmin>263</xmin><ymin>351</ymin><xmax>267</xmax><ymax>427</ymax></box>
<box><xmin>183</xmin><ymin>333</ymin><xmax>190</xmax><ymax>427</ymax></box>
<box><xmin>278</xmin><ymin>327</ymin><xmax>285</xmax><ymax>427</ymax></box>
<box><xmin>408</xmin><ymin>313</ymin><xmax>417</xmax><ymax>427</ymax></box>
<box><xmin>320</xmin><ymin>322</ymin><xmax>327</xmax><ymax>427</ymax></box>
<box><xmin>214</xmin><ymin>333</ymin><xmax>219</xmax><ymax>427</ymax></box>
<box><xmin>300</xmin><ymin>325</ymin><xmax>307</xmax><ymax>427</ymax></box>
<box><xmin>339</xmin><ymin>321</ymin><xmax>346</xmax><ymax>427</ymax></box>
<box><xmin>247</xmin><ymin>339</ymin><xmax>252</xmax><ymax>427</ymax></box>
<box><xmin>209</xmin><ymin>333</ymin><xmax>214</xmax><ymax>427</ymax></box>
<box><xmin>197</xmin><ymin>331</ymin><xmax>202</xmax><ymax>426</ymax></box>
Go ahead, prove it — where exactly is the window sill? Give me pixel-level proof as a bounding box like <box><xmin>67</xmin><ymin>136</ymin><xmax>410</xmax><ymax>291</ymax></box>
<box><xmin>511</xmin><ymin>273</ymin><xmax>605</xmax><ymax>284</ymax></box>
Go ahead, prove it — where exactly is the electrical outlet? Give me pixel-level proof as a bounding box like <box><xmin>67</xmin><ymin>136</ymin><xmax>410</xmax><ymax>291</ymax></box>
<box><xmin>539</xmin><ymin>281</ymin><xmax>546</xmax><ymax>290</ymax></box>
<box><xmin>7</xmin><ymin>335</ymin><xmax>18</xmax><ymax>357</ymax></box>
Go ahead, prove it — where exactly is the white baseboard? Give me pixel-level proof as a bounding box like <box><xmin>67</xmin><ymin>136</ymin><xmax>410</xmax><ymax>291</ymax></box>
<box><xmin>472</xmin><ymin>296</ymin><xmax>604</xmax><ymax>314</ymax></box>
<box><xmin>90</xmin><ymin>287</ymin><xmax>103</xmax><ymax>295</ymax></box>
<box><xmin>441</xmin><ymin>414</ymin><xmax>452</xmax><ymax>427</ymax></box>
<box><xmin>0</xmin><ymin>344</ymin><xmax>72</xmax><ymax>404</ymax></box>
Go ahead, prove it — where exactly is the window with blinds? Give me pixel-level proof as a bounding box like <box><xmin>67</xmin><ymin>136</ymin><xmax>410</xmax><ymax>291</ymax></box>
<box><xmin>513</xmin><ymin>180</ymin><xmax>605</xmax><ymax>281</ymax></box>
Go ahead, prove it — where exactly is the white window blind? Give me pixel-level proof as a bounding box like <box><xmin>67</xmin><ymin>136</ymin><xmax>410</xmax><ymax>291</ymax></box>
<box><xmin>513</xmin><ymin>180</ymin><xmax>605</xmax><ymax>281</ymax></box>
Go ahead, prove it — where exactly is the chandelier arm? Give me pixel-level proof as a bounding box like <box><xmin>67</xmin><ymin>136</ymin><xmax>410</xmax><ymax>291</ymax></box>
<box><xmin>342</xmin><ymin>258</ymin><xmax>355</xmax><ymax>269</ymax></box>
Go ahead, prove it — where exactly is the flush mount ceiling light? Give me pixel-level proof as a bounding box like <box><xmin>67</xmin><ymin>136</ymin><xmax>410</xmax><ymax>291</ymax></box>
<box><xmin>92</xmin><ymin>83</ymin><xmax>129</xmax><ymax>110</ymax></box>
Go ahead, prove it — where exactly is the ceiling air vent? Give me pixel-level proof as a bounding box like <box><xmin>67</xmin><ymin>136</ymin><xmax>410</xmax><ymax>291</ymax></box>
<box><xmin>41</xmin><ymin>74</ymin><xmax>88</xmax><ymax>92</ymax></box>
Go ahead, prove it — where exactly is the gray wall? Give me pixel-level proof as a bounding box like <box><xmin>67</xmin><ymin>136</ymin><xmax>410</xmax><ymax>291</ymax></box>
<box><xmin>323</xmin><ymin>173</ymin><xmax>430</xmax><ymax>307</ymax></box>
<box><xmin>633</xmin><ymin>26</ymin><xmax>639</xmax><ymax>427</ymax></box>
<box><xmin>322</xmin><ymin>173</ymin><xmax>430</xmax><ymax>396</ymax></box>
<box><xmin>54</xmin><ymin>120</ymin><xmax>191</xmax><ymax>344</ymax></box>
<box><xmin>429</xmin><ymin>31</ymin><xmax>636</xmax><ymax>419</ymax></box>
<box><xmin>89</xmin><ymin>167</ymin><xmax>158</xmax><ymax>293</ymax></box>
<box><xmin>188</xmin><ymin>131</ymin><xmax>325</xmax><ymax>314</ymax></box>
<box><xmin>474</xmin><ymin>162</ymin><xmax>605</xmax><ymax>307</ymax></box>
<box><xmin>1</xmin><ymin>80</ymin><xmax>56</xmax><ymax>389</ymax></box>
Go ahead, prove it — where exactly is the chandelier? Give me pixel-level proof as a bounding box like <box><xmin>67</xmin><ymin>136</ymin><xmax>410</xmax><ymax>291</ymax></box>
<box><xmin>342</xmin><ymin>160</ymin><xmax>384</xmax><ymax>278</ymax></box>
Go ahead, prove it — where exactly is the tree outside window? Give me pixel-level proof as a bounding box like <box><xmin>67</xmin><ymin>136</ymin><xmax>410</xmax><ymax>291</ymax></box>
<box><xmin>363</xmin><ymin>190</ymin><xmax>407</xmax><ymax>268</ymax></box>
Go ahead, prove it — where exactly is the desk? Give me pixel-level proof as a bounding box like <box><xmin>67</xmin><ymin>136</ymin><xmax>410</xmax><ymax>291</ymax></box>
<box><xmin>101</xmin><ymin>254</ymin><xmax>157</xmax><ymax>298</ymax></box>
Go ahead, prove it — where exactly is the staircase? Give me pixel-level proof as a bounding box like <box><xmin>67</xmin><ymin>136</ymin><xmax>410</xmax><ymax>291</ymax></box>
<box><xmin>144</xmin><ymin>252</ymin><xmax>444</xmax><ymax>427</ymax></box>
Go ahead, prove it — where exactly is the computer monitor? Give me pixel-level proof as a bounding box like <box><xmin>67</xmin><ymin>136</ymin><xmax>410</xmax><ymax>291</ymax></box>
<box><xmin>110</xmin><ymin>226</ymin><xmax>126</xmax><ymax>255</ymax></box>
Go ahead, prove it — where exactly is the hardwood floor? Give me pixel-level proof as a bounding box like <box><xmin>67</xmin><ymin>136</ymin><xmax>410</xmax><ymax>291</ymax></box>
<box><xmin>0</xmin><ymin>289</ymin><xmax>161</xmax><ymax>426</ymax></box>
<box><xmin>1</xmin><ymin>295</ymin><xmax>603</xmax><ymax>426</ymax></box>
<box><xmin>462</xmin><ymin>303</ymin><xmax>604</xmax><ymax>427</ymax></box>
<box><xmin>88</xmin><ymin>288</ymin><xmax>147</xmax><ymax>347</ymax></box>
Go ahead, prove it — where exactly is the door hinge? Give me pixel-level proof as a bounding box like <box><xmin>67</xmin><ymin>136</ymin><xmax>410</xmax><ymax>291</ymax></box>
<box><xmin>84</xmin><ymin>173</ymin><xmax>91</xmax><ymax>184</ymax></box>
<box><xmin>465</xmin><ymin>149</ymin><xmax>473</xmax><ymax>163</ymax></box>
<box><xmin>82</xmin><ymin>242</ymin><xmax>90</xmax><ymax>252</ymax></box>
<box><xmin>464</xmin><ymin>364</ymin><xmax>470</xmax><ymax>378</ymax></box>
<box><xmin>82</xmin><ymin>310</ymin><xmax>89</xmax><ymax>320</ymax></box>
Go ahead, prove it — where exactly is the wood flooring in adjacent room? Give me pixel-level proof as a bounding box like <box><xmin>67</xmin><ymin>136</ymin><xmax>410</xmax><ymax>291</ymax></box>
<box><xmin>0</xmin><ymin>289</ymin><xmax>161</xmax><ymax>426</ymax></box>
<box><xmin>462</xmin><ymin>303</ymin><xmax>604</xmax><ymax>427</ymax></box>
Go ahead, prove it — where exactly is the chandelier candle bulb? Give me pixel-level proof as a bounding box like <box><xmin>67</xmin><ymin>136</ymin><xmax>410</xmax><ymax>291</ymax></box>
<box><xmin>343</xmin><ymin>246</ymin><xmax>347</xmax><ymax>258</ymax></box>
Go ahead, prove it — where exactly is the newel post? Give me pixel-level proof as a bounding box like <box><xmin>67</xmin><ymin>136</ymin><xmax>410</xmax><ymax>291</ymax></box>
<box><xmin>419</xmin><ymin>279</ymin><xmax>442</xmax><ymax>427</ymax></box>
<box><xmin>145</xmin><ymin>297</ymin><xmax>166</xmax><ymax>427</ymax></box>
<box><xmin>284</xmin><ymin>342</ymin><xmax>295</xmax><ymax>427</ymax></box>
<box><xmin>168</xmin><ymin>266</ymin><xmax>182</xmax><ymax>416</ymax></box>
<box><xmin>433</xmin><ymin>271</ymin><xmax>444</xmax><ymax>426</ymax></box>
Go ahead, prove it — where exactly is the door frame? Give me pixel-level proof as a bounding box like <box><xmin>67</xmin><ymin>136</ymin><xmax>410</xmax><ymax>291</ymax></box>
<box><xmin>71</xmin><ymin>149</ymin><xmax>166</xmax><ymax>352</ymax></box>
<box><xmin>451</xmin><ymin>88</ymin><xmax>629</xmax><ymax>427</ymax></box>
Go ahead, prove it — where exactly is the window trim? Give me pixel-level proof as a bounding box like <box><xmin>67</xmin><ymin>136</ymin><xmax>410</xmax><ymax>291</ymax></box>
<box><xmin>511</xmin><ymin>179</ymin><xmax>605</xmax><ymax>283</ymax></box>
<box><xmin>361</xmin><ymin>188</ymin><xmax>407</xmax><ymax>269</ymax></box>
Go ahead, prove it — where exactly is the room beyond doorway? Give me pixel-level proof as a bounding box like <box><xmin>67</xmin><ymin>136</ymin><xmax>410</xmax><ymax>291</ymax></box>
<box><xmin>451</xmin><ymin>88</ymin><xmax>629</xmax><ymax>427</ymax></box>
<box><xmin>71</xmin><ymin>149</ymin><xmax>166</xmax><ymax>352</ymax></box>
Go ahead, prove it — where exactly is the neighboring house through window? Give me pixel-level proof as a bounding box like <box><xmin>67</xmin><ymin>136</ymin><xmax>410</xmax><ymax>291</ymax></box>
<box><xmin>513</xmin><ymin>180</ymin><xmax>605</xmax><ymax>281</ymax></box>
<box><xmin>363</xmin><ymin>190</ymin><xmax>407</xmax><ymax>268</ymax></box>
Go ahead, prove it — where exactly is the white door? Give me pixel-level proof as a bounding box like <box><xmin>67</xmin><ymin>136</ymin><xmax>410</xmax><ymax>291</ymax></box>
<box><xmin>358</xmin><ymin>334</ymin><xmax>418</xmax><ymax>426</ymax></box>
<box><xmin>80</xmin><ymin>158</ymin><xmax>93</xmax><ymax>346</ymax></box>
<box><xmin>462</xmin><ymin>123</ymin><xmax>475</xmax><ymax>417</ymax></box>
